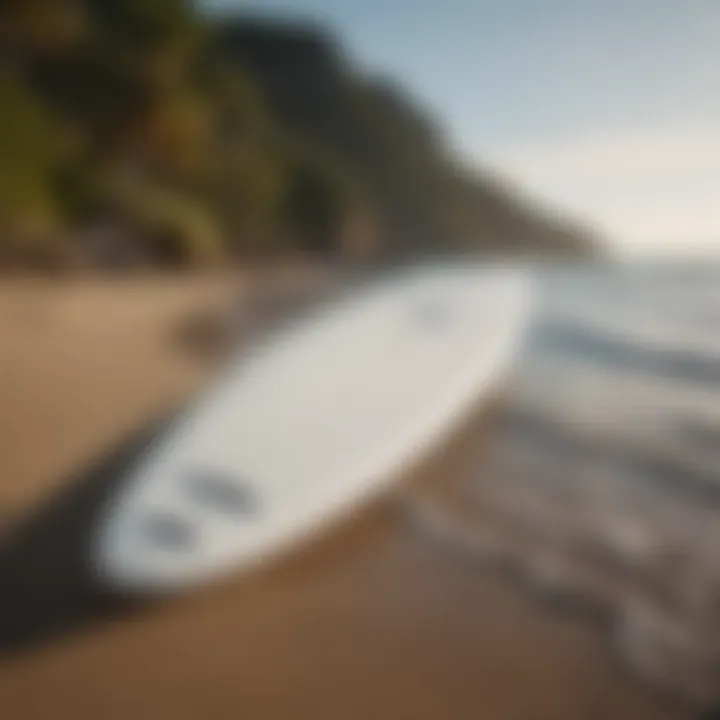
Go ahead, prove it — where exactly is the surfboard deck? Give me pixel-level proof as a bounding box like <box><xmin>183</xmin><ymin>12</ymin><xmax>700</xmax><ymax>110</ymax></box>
<box><xmin>94</xmin><ymin>263</ymin><xmax>532</xmax><ymax>592</ymax></box>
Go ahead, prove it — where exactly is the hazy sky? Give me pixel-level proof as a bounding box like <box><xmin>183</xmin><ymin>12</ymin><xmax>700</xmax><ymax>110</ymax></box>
<box><xmin>207</xmin><ymin>0</ymin><xmax>720</xmax><ymax>254</ymax></box>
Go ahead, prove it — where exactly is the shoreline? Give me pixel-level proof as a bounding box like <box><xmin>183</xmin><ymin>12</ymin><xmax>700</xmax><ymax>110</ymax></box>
<box><xmin>0</xmin><ymin>275</ymin><xmax>686</xmax><ymax>719</ymax></box>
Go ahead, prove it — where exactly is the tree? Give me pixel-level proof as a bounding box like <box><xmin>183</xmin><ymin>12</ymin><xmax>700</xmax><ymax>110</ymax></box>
<box><xmin>0</xmin><ymin>68</ymin><xmax>64</xmax><ymax>237</ymax></box>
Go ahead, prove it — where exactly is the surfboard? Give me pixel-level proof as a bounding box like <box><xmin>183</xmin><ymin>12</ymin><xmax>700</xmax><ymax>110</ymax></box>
<box><xmin>94</xmin><ymin>263</ymin><xmax>532</xmax><ymax>592</ymax></box>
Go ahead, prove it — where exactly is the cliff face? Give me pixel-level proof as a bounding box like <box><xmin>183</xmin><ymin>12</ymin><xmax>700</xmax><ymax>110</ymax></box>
<box><xmin>212</xmin><ymin>17</ymin><xmax>601</xmax><ymax>259</ymax></box>
<box><xmin>0</xmin><ymin>4</ymin><xmax>599</xmax><ymax>267</ymax></box>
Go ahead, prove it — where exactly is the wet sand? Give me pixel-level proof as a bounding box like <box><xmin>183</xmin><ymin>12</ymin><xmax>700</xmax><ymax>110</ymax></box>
<box><xmin>0</xmin><ymin>275</ymin><xmax>687</xmax><ymax>719</ymax></box>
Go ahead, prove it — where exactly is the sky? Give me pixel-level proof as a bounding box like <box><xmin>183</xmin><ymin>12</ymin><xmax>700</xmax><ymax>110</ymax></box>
<box><xmin>206</xmin><ymin>0</ymin><xmax>720</xmax><ymax>255</ymax></box>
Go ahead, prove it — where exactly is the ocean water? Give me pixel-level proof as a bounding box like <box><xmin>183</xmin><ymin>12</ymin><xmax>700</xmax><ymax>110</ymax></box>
<box><xmin>407</xmin><ymin>261</ymin><xmax>720</xmax><ymax>707</ymax></box>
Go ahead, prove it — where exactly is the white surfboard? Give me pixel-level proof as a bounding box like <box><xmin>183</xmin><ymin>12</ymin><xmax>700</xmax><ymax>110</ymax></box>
<box><xmin>95</xmin><ymin>263</ymin><xmax>532</xmax><ymax>592</ymax></box>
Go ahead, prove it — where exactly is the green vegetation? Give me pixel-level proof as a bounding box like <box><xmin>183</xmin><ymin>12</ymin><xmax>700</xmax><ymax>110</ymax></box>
<box><xmin>0</xmin><ymin>2</ymin><xmax>600</xmax><ymax>269</ymax></box>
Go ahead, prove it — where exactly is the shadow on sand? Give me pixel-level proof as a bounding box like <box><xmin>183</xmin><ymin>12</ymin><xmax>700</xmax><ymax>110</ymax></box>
<box><xmin>0</xmin><ymin>412</ymin><xmax>176</xmax><ymax>658</ymax></box>
<box><xmin>0</xmin><ymin>281</ymin><xmax>342</xmax><ymax>660</ymax></box>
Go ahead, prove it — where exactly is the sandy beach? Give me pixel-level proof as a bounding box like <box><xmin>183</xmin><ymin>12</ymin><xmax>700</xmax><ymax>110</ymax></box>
<box><xmin>0</xmin><ymin>274</ymin><xmax>687</xmax><ymax>719</ymax></box>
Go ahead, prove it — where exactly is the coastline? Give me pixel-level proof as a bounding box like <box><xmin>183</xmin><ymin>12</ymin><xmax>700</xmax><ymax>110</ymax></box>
<box><xmin>0</xmin><ymin>273</ymin><xmax>685</xmax><ymax>719</ymax></box>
